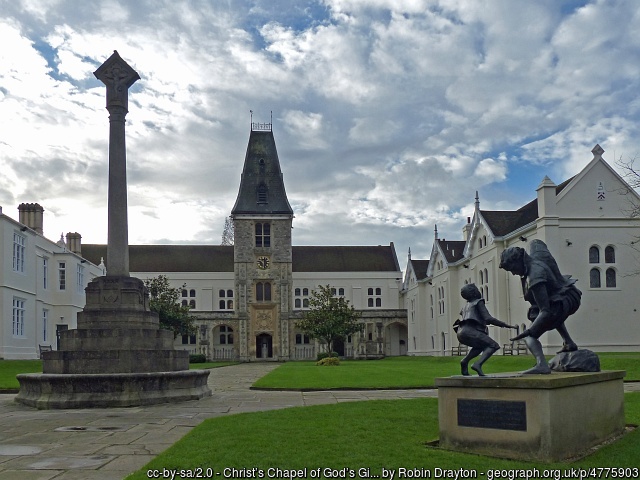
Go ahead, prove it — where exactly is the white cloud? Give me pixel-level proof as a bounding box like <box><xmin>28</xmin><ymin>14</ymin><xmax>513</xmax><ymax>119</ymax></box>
<box><xmin>2</xmin><ymin>0</ymin><xmax>640</xmax><ymax>267</ymax></box>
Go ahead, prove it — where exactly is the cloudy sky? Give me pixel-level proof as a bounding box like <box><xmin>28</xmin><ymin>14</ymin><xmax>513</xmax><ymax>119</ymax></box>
<box><xmin>2</xmin><ymin>0</ymin><xmax>640</xmax><ymax>271</ymax></box>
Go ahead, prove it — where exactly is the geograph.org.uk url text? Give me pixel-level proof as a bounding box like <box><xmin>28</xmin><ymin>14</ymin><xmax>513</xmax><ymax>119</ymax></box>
<box><xmin>146</xmin><ymin>466</ymin><xmax>640</xmax><ymax>480</ymax></box>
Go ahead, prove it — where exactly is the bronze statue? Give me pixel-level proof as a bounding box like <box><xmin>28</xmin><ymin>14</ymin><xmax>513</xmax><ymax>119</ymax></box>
<box><xmin>454</xmin><ymin>283</ymin><xmax>517</xmax><ymax>376</ymax></box>
<box><xmin>499</xmin><ymin>239</ymin><xmax>581</xmax><ymax>374</ymax></box>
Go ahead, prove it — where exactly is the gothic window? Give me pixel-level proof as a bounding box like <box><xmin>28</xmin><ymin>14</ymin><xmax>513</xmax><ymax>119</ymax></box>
<box><xmin>255</xmin><ymin>223</ymin><xmax>271</xmax><ymax>247</ymax></box>
<box><xmin>430</xmin><ymin>294</ymin><xmax>434</xmax><ymax>319</ymax></box>
<box><xmin>338</xmin><ymin>288</ymin><xmax>345</xmax><ymax>296</ymax></box>
<box><xmin>181</xmin><ymin>334</ymin><xmax>196</xmax><ymax>345</ymax></box>
<box><xmin>295</xmin><ymin>333</ymin><xmax>310</xmax><ymax>344</ymax></box>
<box><xmin>605</xmin><ymin>245</ymin><xmax>615</xmax><ymax>263</ymax></box>
<box><xmin>256</xmin><ymin>282</ymin><xmax>272</xmax><ymax>301</ymax></box>
<box><xmin>588</xmin><ymin>245</ymin><xmax>617</xmax><ymax>289</ymax></box>
<box><xmin>479</xmin><ymin>268</ymin><xmax>489</xmax><ymax>300</ymax></box>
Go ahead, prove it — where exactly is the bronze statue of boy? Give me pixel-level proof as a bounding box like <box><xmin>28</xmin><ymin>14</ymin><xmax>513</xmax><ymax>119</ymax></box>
<box><xmin>454</xmin><ymin>283</ymin><xmax>517</xmax><ymax>376</ymax></box>
<box><xmin>499</xmin><ymin>239</ymin><xmax>581</xmax><ymax>374</ymax></box>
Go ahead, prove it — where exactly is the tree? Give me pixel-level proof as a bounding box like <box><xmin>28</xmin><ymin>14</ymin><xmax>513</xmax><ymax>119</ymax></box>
<box><xmin>144</xmin><ymin>275</ymin><xmax>196</xmax><ymax>338</ymax></box>
<box><xmin>221</xmin><ymin>215</ymin><xmax>234</xmax><ymax>245</ymax></box>
<box><xmin>616</xmin><ymin>154</ymin><xmax>640</xmax><ymax>219</ymax></box>
<box><xmin>616</xmin><ymin>154</ymin><xmax>640</xmax><ymax>268</ymax></box>
<box><xmin>295</xmin><ymin>285</ymin><xmax>362</xmax><ymax>355</ymax></box>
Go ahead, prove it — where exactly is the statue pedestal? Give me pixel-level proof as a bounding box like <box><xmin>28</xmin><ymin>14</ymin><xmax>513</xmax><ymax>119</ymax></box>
<box><xmin>435</xmin><ymin>371</ymin><xmax>626</xmax><ymax>462</ymax></box>
<box><xmin>16</xmin><ymin>276</ymin><xmax>211</xmax><ymax>409</ymax></box>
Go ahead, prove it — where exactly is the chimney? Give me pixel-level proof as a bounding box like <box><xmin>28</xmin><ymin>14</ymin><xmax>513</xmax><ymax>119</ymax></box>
<box><xmin>18</xmin><ymin>203</ymin><xmax>44</xmax><ymax>235</ymax></box>
<box><xmin>462</xmin><ymin>216</ymin><xmax>472</xmax><ymax>240</ymax></box>
<box><xmin>66</xmin><ymin>232</ymin><xmax>82</xmax><ymax>255</ymax></box>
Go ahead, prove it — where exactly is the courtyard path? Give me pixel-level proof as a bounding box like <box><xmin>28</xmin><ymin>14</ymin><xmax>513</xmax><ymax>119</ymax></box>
<box><xmin>0</xmin><ymin>363</ymin><xmax>438</xmax><ymax>479</ymax></box>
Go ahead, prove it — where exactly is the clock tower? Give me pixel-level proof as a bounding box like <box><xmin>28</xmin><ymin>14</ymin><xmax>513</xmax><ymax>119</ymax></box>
<box><xmin>231</xmin><ymin>122</ymin><xmax>294</xmax><ymax>361</ymax></box>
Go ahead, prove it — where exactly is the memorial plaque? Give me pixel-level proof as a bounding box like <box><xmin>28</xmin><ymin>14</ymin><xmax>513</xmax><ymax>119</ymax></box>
<box><xmin>457</xmin><ymin>399</ymin><xmax>527</xmax><ymax>431</ymax></box>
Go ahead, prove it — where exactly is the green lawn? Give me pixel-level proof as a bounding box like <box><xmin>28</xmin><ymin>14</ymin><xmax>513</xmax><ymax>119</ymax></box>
<box><xmin>253</xmin><ymin>353</ymin><xmax>640</xmax><ymax>390</ymax></box>
<box><xmin>0</xmin><ymin>360</ymin><xmax>42</xmax><ymax>390</ymax></box>
<box><xmin>127</xmin><ymin>393</ymin><xmax>640</xmax><ymax>480</ymax></box>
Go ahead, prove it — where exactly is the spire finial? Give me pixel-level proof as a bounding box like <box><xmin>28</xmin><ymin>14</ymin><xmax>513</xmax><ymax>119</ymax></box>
<box><xmin>592</xmin><ymin>144</ymin><xmax>604</xmax><ymax>159</ymax></box>
<box><xmin>475</xmin><ymin>191</ymin><xmax>480</xmax><ymax>211</ymax></box>
<box><xmin>434</xmin><ymin>224</ymin><xmax>439</xmax><ymax>240</ymax></box>
<box><xmin>408</xmin><ymin>247</ymin><xmax>412</xmax><ymax>260</ymax></box>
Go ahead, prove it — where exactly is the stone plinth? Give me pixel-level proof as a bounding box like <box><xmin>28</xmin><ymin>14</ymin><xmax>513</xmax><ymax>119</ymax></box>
<box><xmin>436</xmin><ymin>371</ymin><xmax>626</xmax><ymax>462</ymax></box>
<box><xmin>79</xmin><ymin>276</ymin><xmax>160</xmax><ymax>329</ymax></box>
<box><xmin>15</xmin><ymin>370</ymin><xmax>210</xmax><ymax>409</ymax></box>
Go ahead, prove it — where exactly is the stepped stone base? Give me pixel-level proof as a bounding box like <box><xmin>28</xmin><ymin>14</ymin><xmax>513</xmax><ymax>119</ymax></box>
<box><xmin>16</xmin><ymin>275</ymin><xmax>212</xmax><ymax>409</ymax></box>
<box><xmin>15</xmin><ymin>370</ymin><xmax>211</xmax><ymax>409</ymax></box>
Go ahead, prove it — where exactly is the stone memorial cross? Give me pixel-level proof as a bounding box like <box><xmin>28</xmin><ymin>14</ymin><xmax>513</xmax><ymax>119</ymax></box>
<box><xmin>94</xmin><ymin>51</ymin><xmax>140</xmax><ymax>277</ymax></box>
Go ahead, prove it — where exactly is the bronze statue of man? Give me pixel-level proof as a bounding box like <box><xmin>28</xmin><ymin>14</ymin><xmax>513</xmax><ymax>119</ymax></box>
<box><xmin>499</xmin><ymin>239</ymin><xmax>582</xmax><ymax>374</ymax></box>
<box><xmin>454</xmin><ymin>283</ymin><xmax>517</xmax><ymax>376</ymax></box>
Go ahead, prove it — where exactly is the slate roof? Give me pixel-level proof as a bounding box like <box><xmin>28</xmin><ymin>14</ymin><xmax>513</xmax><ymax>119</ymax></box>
<box><xmin>82</xmin><ymin>245</ymin><xmax>235</xmax><ymax>272</ymax></box>
<box><xmin>293</xmin><ymin>245</ymin><xmax>399</xmax><ymax>272</ymax></box>
<box><xmin>82</xmin><ymin>244</ymin><xmax>400</xmax><ymax>273</ymax></box>
<box><xmin>438</xmin><ymin>240</ymin><xmax>466</xmax><ymax>263</ymax></box>
<box><xmin>231</xmin><ymin>130</ymin><xmax>293</xmax><ymax>216</ymax></box>
<box><xmin>480</xmin><ymin>176</ymin><xmax>574</xmax><ymax>237</ymax></box>
<box><xmin>410</xmin><ymin>259</ymin><xmax>430</xmax><ymax>280</ymax></box>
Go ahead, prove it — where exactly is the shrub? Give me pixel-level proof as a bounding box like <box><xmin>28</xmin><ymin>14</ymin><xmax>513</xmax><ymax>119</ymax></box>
<box><xmin>316</xmin><ymin>357</ymin><xmax>340</xmax><ymax>366</ymax></box>
<box><xmin>316</xmin><ymin>351</ymin><xmax>339</xmax><ymax>361</ymax></box>
<box><xmin>189</xmin><ymin>354</ymin><xmax>207</xmax><ymax>363</ymax></box>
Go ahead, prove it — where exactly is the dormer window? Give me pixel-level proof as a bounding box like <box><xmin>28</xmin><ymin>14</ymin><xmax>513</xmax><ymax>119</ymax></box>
<box><xmin>257</xmin><ymin>183</ymin><xmax>268</xmax><ymax>204</ymax></box>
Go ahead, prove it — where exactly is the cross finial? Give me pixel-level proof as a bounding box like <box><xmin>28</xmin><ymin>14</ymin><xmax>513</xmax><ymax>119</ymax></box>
<box><xmin>94</xmin><ymin>51</ymin><xmax>140</xmax><ymax>112</ymax></box>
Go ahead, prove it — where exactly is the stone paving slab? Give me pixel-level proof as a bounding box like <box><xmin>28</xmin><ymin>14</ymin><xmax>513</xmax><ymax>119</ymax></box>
<box><xmin>0</xmin><ymin>363</ymin><xmax>634</xmax><ymax>479</ymax></box>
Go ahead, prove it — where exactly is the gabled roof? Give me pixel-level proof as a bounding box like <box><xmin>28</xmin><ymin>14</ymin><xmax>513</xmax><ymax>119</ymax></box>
<box><xmin>81</xmin><ymin>244</ymin><xmax>400</xmax><ymax>274</ymax></box>
<box><xmin>231</xmin><ymin>129</ymin><xmax>293</xmax><ymax>216</ymax></box>
<box><xmin>437</xmin><ymin>240</ymin><xmax>466</xmax><ymax>263</ymax></box>
<box><xmin>480</xmin><ymin>176</ymin><xmax>573</xmax><ymax>237</ymax></box>
<box><xmin>410</xmin><ymin>259</ymin><xmax>430</xmax><ymax>280</ymax></box>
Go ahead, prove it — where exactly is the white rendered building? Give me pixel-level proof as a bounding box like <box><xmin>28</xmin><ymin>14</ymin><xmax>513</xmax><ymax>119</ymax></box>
<box><xmin>0</xmin><ymin>203</ymin><xmax>104</xmax><ymax>359</ymax></box>
<box><xmin>402</xmin><ymin>145</ymin><xmax>640</xmax><ymax>355</ymax></box>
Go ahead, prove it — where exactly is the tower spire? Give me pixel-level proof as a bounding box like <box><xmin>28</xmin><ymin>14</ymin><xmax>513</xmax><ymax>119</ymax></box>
<box><xmin>231</xmin><ymin>129</ymin><xmax>293</xmax><ymax>216</ymax></box>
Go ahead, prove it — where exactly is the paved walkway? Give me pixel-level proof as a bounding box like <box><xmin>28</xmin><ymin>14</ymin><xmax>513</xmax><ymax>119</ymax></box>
<box><xmin>0</xmin><ymin>364</ymin><xmax>438</xmax><ymax>480</ymax></box>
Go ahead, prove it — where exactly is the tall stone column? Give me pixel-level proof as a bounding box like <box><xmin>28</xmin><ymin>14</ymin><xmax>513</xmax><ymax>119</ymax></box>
<box><xmin>94</xmin><ymin>51</ymin><xmax>140</xmax><ymax>277</ymax></box>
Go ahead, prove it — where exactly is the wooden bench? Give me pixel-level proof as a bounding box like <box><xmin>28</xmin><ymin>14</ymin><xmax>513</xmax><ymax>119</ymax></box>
<box><xmin>503</xmin><ymin>341</ymin><xmax>527</xmax><ymax>355</ymax></box>
<box><xmin>451</xmin><ymin>344</ymin><xmax>469</xmax><ymax>356</ymax></box>
<box><xmin>38</xmin><ymin>344</ymin><xmax>52</xmax><ymax>359</ymax></box>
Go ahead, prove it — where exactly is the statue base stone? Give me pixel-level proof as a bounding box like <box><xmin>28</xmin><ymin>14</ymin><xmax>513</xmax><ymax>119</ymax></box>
<box><xmin>435</xmin><ymin>371</ymin><xmax>625</xmax><ymax>462</ymax></box>
<box><xmin>16</xmin><ymin>276</ymin><xmax>211</xmax><ymax>409</ymax></box>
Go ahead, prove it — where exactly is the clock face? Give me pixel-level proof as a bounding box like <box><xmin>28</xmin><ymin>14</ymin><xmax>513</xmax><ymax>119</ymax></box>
<box><xmin>257</xmin><ymin>256</ymin><xmax>270</xmax><ymax>270</ymax></box>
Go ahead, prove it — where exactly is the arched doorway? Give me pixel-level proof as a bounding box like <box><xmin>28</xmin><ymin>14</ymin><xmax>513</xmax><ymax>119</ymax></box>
<box><xmin>256</xmin><ymin>333</ymin><xmax>273</xmax><ymax>359</ymax></box>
